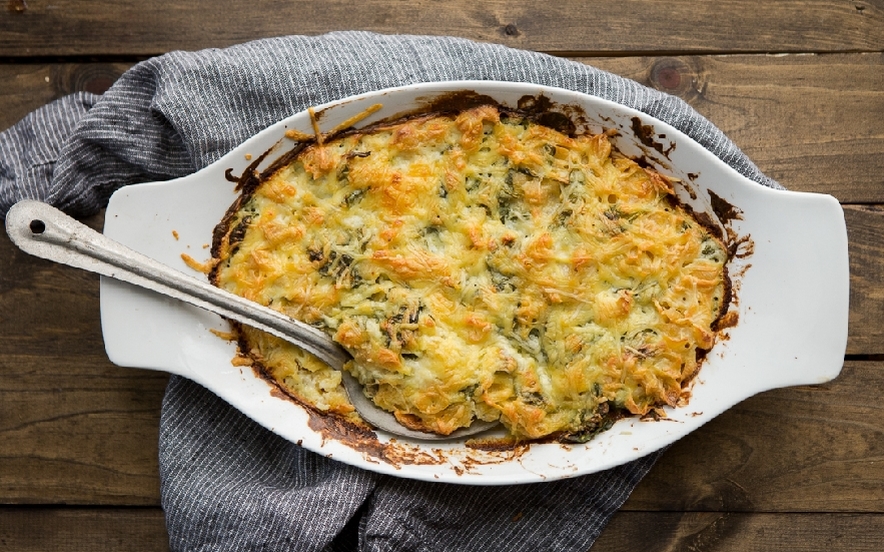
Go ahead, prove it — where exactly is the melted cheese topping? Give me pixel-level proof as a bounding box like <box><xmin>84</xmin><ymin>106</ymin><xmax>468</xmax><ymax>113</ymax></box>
<box><xmin>213</xmin><ymin>105</ymin><xmax>728</xmax><ymax>440</ymax></box>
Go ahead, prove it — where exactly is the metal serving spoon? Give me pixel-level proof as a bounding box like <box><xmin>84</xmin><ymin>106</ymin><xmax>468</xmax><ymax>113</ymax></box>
<box><xmin>5</xmin><ymin>200</ymin><xmax>496</xmax><ymax>440</ymax></box>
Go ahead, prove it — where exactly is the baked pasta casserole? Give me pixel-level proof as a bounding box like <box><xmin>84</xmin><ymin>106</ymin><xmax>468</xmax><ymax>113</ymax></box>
<box><xmin>210</xmin><ymin>104</ymin><xmax>729</xmax><ymax>441</ymax></box>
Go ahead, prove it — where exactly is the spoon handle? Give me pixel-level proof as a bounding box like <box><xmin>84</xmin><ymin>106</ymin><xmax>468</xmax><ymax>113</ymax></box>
<box><xmin>6</xmin><ymin>200</ymin><xmax>498</xmax><ymax>440</ymax></box>
<box><xmin>5</xmin><ymin>200</ymin><xmax>350</xmax><ymax>370</ymax></box>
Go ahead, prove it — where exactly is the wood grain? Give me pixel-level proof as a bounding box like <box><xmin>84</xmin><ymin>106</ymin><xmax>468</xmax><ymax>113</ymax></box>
<box><xmin>594</xmin><ymin>511</ymin><xmax>884</xmax><ymax>552</ymax></box>
<box><xmin>1</xmin><ymin>0</ymin><xmax>882</xmax><ymax>57</ymax></box>
<box><xmin>1</xmin><ymin>508</ymin><xmax>881</xmax><ymax>551</ymax></box>
<box><xmin>0</xmin><ymin>63</ymin><xmax>130</xmax><ymax>130</ymax></box>
<box><xmin>0</xmin><ymin>54</ymin><xmax>882</xmax><ymax>202</ymax></box>
<box><xmin>0</xmin><ymin>358</ymin><xmax>167</xmax><ymax>504</ymax></box>
<box><xmin>844</xmin><ymin>205</ymin><xmax>884</xmax><ymax>353</ymax></box>
<box><xmin>0</xmin><ymin>508</ymin><xmax>170</xmax><ymax>552</ymax></box>
<box><xmin>0</xmin><ymin>214</ymin><xmax>167</xmax><ymax>505</ymax></box>
<box><xmin>585</xmin><ymin>53</ymin><xmax>884</xmax><ymax>203</ymax></box>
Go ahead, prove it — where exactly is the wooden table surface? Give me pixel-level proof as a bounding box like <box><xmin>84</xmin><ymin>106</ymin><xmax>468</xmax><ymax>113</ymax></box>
<box><xmin>1</xmin><ymin>2</ymin><xmax>882</xmax><ymax>550</ymax></box>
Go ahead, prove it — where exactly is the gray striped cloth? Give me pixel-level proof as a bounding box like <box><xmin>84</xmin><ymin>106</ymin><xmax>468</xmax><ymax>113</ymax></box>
<box><xmin>0</xmin><ymin>32</ymin><xmax>780</xmax><ymax>551</ymax></box>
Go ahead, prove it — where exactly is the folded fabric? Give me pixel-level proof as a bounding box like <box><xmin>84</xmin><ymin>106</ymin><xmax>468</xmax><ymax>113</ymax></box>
<box><xmin>0</xmin><ymin>32</ymin><xmax>780</xmax><ymax>551</ymax></box>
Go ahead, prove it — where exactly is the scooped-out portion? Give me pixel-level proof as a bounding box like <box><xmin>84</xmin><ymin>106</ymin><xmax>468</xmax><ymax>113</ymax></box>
<box><xmin>210</xmin><ymin>104</ymin><xmax>730</xmax><ymax>442</ymax></box>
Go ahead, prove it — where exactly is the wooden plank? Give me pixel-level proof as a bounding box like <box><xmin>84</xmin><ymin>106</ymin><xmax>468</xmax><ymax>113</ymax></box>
<box><xmin>1</xmin><ymin>54</ymin><xmax>882</xmax><ymax>202</ymax></box>
<box><xmin>1</xmin><ymin>0</ymin><xmax>882</xmax><ymax>58</ymax></box>
<box><xmin>0</xmin><ymin>214</ymin><xmax>167</xmax><ymax>505</ymax></box>
<box><xmin>583</xmin><ymin>53</ymin><xmax>884</xmax><ymax>202</ymax></box>
<box><xmin>0</xmin><ymin>64</ymin><xmax>62</xmax><ymax>131</ymax></box>
<box><xmin>1</xmin><ymin>508</ymin><xmax>882</xmax><ymax>552</ymax></box>
<box><xmin>0</xmin><ymin>507</ymin><xmax>169</xmax><ymax>552</ymax></box>
<box><xmin>594</xmin><ymin>511</ymin><xmax>884</xmax><ymax>551</ymax></box>
<box><xmin>627</xmin><ymin>360</ymin><xmax>884</xmax><ymax>512</ymax></box>
<box><xmin>0</xmin><ymin>62</ymin><xmax>130</xmax><ymax>131</ymax></box>
<box><xmin>0</xmin><ymin>359</ymin><xmax>167</xmax><ymax>504</ymax></box>
<box><xmin>844</xmin><ymin>205</ymin><xmax>884</xmax><ymax>353</ymax></box>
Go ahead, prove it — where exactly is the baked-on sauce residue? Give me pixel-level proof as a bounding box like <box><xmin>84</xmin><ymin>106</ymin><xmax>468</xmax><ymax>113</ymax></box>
<box><xmin>631</xmin><ymin>116</ymin><xmax>675</xmax><ymax>156</ymax></box>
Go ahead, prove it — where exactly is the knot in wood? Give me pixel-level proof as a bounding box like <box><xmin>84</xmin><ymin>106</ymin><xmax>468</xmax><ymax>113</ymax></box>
<box><xmin>503</xmin><ymin>23</ymin><xmax>520</xmax><ymax>37</ymax></box>
<box><xmin>649</xmin><ymin>58</ymin><xmax>701</xmax><ymax>101</ymax></box>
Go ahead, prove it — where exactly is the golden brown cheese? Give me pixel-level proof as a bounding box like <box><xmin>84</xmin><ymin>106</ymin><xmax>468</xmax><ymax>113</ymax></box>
<box><xmin>212</xmin><ymin>105</ymin><xmax>729</xmax><ymax>441</ymax></box>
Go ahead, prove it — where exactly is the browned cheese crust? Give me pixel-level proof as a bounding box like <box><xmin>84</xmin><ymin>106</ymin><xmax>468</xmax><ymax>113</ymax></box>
<box><xmin>210</xmin><ymin>105</ymin><xmax>730</xmax><ymax>441</ymax></box>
